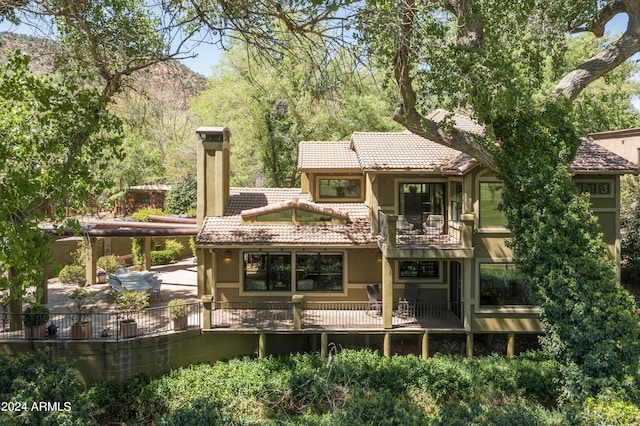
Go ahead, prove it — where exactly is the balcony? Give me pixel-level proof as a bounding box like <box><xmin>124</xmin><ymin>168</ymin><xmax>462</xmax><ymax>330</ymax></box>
<box><xmin>207</xmin><ymin>300</ymin><xmax>464</xmax><ymax>331</ymax></box>
<box><xmin>377</xmin><ymin>212</ymin><xmax>474</xmax><ymax>258</ymax></box>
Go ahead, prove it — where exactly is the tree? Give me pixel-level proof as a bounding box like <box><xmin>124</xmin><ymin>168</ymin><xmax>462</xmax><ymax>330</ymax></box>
<box><xmin>0</xmin><ymin>52</ymin><xmax>121</xmax><ymax>325</ymax></box>
<box><xmin>190</xmin><ymin>39</ymin><xmax>401</xmax><ymax>187</ymax></box>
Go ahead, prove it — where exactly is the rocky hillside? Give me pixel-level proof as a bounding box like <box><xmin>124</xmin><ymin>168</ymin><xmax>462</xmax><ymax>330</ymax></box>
<box><xmin>0</xmin><ymin>31</ymin><xmax>207</xmax><ymax>106</ymax></box>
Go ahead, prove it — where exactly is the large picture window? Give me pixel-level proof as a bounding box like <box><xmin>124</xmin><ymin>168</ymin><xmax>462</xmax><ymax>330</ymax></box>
<box><xmin>479</xmin><ymin>182</ymin><xmax>506</xmax><ymax>228</ymax></box>
<box><xmin>244</xmin><ymin>253</ymin><xmax>291</xmax><ymax>291</ymax></box>
<box><xmin>296</xmin><ymin>253</ymin><xmax>343</xmax><ymax>291</ymax></box>
<box><xmin>479</xmin><ymin>263</ymin><xmax>533</xmax><ymax>306</ymax></box>
<box><xmin>319</xmin><ymin>178</ymin><xmax>362</xmax><ymax>199</ymax></box>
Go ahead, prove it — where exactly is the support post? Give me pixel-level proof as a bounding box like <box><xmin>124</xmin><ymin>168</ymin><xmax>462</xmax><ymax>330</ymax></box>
<box><xmin>201</xmin><ymin>295</ymin><xmax>213</xmax><ymax>329</ymax></box>
<box><xmin>86</xmin><ymin>237</ymin><xmax>97</xmax><ymax>285</ymax></box>
<box><xmin>143</xmin><ymin>237</ymin><xmax>152</xmax><ymax>271</ymax></box>
<box><xmin>259</xmin><ymin>333</ymin><xmax>267</xmax><ymax>358</ymax></box>
<box><xmin>383</xmin><ymin>332</ymin><xmax>391</xmax><ymax>357</ymax></box>
<box><xmin>421</xmin><ymin>331</ymin><xmax>429</xmax><ymax>360</ymax></box>
<box><xmin>506</xmin><ymin>333</ymin><xmax>515</xmax><ymax>357</ymax></box>
<box><xmin>321</xmin><ymin>333</ymin><xmax>328</xmax><ymax>359</ymax></box>
<box><xmin>292</xmin><ymin>295</ymin><xmax>303</xmax><ymax>331</ymax></box>
<box><xmin>386</xmin><ymin>214</ymin><xmax>398</xmax><ymax>249</ymax></box>
<box><xmin>382</xmin><ymin>256</ymin><xmax>393</xmax><ymax>329</ymax></box>
<box><xmin>466</xmin><ymin>332</ymin><xmax>474</xmax><ymax>357</ymax></box>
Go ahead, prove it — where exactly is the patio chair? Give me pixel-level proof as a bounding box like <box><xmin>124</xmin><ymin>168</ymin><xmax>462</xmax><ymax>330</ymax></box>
<box><xmin>367</xmin><ymin>284</ymin><xmax>382</xmax><ymax>316</ymax></box>
<box><xmin>398</xmin><ymin>283</ymin><xmax>419</xmax><ymax>317</ymax></box>
<box><xmin>397</xmin><ymin>215</ymin><xmax>415</xmax><ymax>234</ymax></box>
<box><xmin>422</xmin><ymin>214</ymin><xmax>444</xmax><ymax>235</ymax></box>
<box><xmin>147</xmin><ymin>277</ymin><xmax>162</xmax><ymax>301</ymax></box>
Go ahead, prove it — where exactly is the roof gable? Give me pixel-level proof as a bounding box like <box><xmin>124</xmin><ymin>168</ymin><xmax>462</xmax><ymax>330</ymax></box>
<box><xmin>241</xmin><ymin>198</ymin><xmax>351</xmax><ymax>223</ymax></box>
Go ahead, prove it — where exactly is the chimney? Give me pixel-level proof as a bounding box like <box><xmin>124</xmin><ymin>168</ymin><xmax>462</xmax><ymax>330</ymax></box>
<box><xmin>196</xmin><ymin>127</ymin><xmax>231</xmax><ymax>226</ymax></box>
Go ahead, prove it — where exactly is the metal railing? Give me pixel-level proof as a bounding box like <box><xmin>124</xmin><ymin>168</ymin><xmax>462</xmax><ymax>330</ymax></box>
<box><xmin>207</xmin><ymin>300</ymin><xmax>463</xmax><ymax>330</ymax></box>
<box><xmin>211</xmin><ymin>301</ymin><xmax>293</xmax><ymax>329</ymax></box>
<box><xmin>0</xmin><ymin>302</ymin><xmax>201</xmax><ymax>341</ymax></box>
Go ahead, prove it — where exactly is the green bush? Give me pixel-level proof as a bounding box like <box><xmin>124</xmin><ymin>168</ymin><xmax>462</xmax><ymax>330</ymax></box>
<box><xmin>0</xmin><ymin>349</ymin><xmax>94</xmax><ymax>425</ymax></box>
<box><xmin>131</xmin><ymin>237</ymin><xmax>143</xmax><ymax>265</ymax></box>
<box><xmin>58</xmin><ymin>264</ymin><xmax>85</xmax><ymax>284</ymax></box>
<box><xmin>331</xmin><ymin>388</ymin><xmax>426</xmax><ymax>425</ymax></box>
<box><xmin>97</xmin><ymin>255</ymin><xmax>118</xmax><ymax>274</ymax></box>
<box><xmin>130</xmin><ymin>208</ymin><xmax>166</xmax><ymax>222</ymax></box>
<box><xmin>151</xmin><ymin>250</ymin><xmax>174</xmax><ymax>265</ymax></box>
<box><xmin>163</xmin><ymin>239</ymin><xmax>184</xmax><ymax>258</ymax></box>
<box><xmin>573</xmin><ymin>395</ymin><xmax>640</xmax><ymax>425</ymax></box>
<box><xmin>23</xmin><ymin>304</ymin><xmax>50</xmax><ymax>326</ymax></box>
<box><xmin>164</xmin><ymin>178</ymin><xmax>196</xmax><ymax>215</ymax></box>
<box><xmin>189</xmin><ymin>237</ymin><xmax>196</xmax><ymax>257</ymax></box>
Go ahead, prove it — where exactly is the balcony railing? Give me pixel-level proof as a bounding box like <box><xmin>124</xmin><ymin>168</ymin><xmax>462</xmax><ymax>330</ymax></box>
<box><xmin>209</xmin><ymin>300</ymin><xmax>463</xmax><ymax>331</ymax></box>
<box><xmin>0</xmin><ymin>303</ymin><xmax>201</xmax><ymax>341</ymax></box>
<box><xmin>378</xmin><ymin>211</ymin><xmax>465</xmax><ymax>248</ymax></box>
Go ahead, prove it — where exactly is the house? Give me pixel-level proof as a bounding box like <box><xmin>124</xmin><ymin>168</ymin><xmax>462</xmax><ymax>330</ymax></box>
<box><xmin>589</xmin><ymin>127</ymin><xmax>640</xmax><ymax>165</ymax></box>
<box><xmin>194</xmin><ymin>115</ymin><xmax>638</xmax><ymax>357</ymax></box>
<box><xmin>113</xmin><ymin>184</ymin><xmax>171</xmax><ymax>216</ymax></box>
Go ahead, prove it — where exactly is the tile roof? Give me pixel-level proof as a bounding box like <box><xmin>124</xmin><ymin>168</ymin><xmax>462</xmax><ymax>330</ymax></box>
<box><xmin>295</xmin><ymin>111</ymin><xmax>637</xmax><ymax>174</ymax></box>
<box><xmin>224</xmin><ymin>188</ymin><xmax>307</xmax><ymax>215</ymax></box>
<box><xmin>197</xmin><ymin>187</ymin><xmax>374</xmax><ymax>246</ymax></box>
<box><xmin>241</xmin><ymin>197</ymin><xmax>351</xmax><ymax>222</ymax></box>
<box><xmin>349</xmin><ymin>131</ymin><xmax>465</xmax><ymax>171</ymax></box>
<box><xmin>571</xmin><ymin>139</ymin><xmax>640</xmax><ymax>173</ymax></box>
<box><xmin>297</xmin><ymin>141</ymin><xmax>361</xmax><ymax>170</ymax></box>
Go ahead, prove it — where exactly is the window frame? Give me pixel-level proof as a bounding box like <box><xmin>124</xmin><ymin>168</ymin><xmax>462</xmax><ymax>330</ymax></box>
<box><xmin>243</xmin><ymin>252</ymin><xmax>292</xmax><ymax>292</ymax></box>
<box><xmin>478</xmin><ymin>262</ymin><xmax>534</xmax><ymax>307</ymax></box>
<box><xmin>295</xmin><ymin>252</ymin><xmax>344</xmax><ymax>292</ymax></box>
<box><xmin>315</xmin><ymin>175</ymin><xmax>365</xmax><ymax>202</ymax></box>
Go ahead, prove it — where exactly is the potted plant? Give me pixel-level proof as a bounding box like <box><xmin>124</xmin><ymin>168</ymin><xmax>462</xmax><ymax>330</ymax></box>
<box><xmin>68</xmin><ymin>288</ymin><xmax>97</xmax><ymax>339</ymax></box>
<box><xmin>167</xmin><ymin>299</ymin><xmax>188</xmax><ymax>331</ymax></box>
<box><xmin>23</xmin><ymin>303</ymin><xmax>50</xmax><ymax>339</ymax></box>
<box><xmin>115</xmin><ymin>291</ymin><xmax>149</xmax><ymax>338</ymax></box>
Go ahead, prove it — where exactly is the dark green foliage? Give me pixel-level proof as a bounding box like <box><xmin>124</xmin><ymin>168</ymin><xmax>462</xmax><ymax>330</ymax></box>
<box><xmin>22</xmin><ymin>303</ymin><xmax>50</xmax><ymax>326</ymax></box>
<box><xmin>150</xmin><ymin>250</ymin><xmax>174</xmax><ymax>266</ymax></box>
<box><xmin>0</xmin><ymin>349</ymin><xmax>94</xmax><ymax>425</ymax></box>
<box><xmin>164</xmin><ymin>178</ymin><xmax>196</xmax><ymax>215</ymax></box>
<box><xmin>621</xmin><ymin>176</ymin><xmax>640</xmax><ymax>283</ymax></box>
<box><xmin>86</xmin><ymin>349</ymin><xmax>562</xmax><ymax>424</ymax></box>
<box><xmin>493</xmin><ymin>99</ymin><xmax>640</xmax><ymax>400</ymax></box>
<box><xmin>130</xmin><ymin>237</ymin><xmax>143</xmax><ymax>265</ymax></box>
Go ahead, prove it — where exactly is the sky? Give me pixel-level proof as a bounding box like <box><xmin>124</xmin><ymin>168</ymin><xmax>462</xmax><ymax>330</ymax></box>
<box><xmin>0</xmin><ymin>12</ymin><xmax>632</xmax><ymax>79</ymax></box>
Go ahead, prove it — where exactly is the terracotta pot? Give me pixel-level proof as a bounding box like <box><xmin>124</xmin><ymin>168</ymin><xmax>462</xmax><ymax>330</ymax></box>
<box><xmin>71</xmin><ymin>322</ymin><xmax>92</xmax><ymax>340</ymax></box>
<box><xmin>24</xmin><ymin>324</ymin><xmax>46</xmax><ymax>340</ymax></box>
<box><xmin>119</xmin><ymin>320</ymin><xmax>137</xmax><ymax>339</ymax></box>
<box><xmin>171</xmin><ymin>316</ymin><xmax>188</xmax><ymax>331</ymax></box>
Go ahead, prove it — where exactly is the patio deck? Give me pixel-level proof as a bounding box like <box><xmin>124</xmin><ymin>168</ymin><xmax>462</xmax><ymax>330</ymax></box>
<box><xmin>209</xmin><ymin>301</ymin><xmax>464</xmax><ymax>332</ymax></box>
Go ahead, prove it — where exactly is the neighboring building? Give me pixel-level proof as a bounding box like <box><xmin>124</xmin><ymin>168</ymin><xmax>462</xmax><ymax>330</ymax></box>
<box><xmin>114</xmin><ymin>185</ymin><xmax>171</xmax><ymax>216</ymax></box>
<box><xmin>194</xmin><ymin>117</ymin><xmax>638</xmax><ymax>356</ymax></box>
<box><xmin>589</xmin><ymin>127</ymin><xmax>640</xmax><ymax>164</ymax></box>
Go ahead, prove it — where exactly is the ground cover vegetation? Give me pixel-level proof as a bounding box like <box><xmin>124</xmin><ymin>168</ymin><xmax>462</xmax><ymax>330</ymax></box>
<box><xmin>6</xmin><ymin>347</ymin><xmax>637</xmax><ymax>425</ymax></box>
<box><xmin>3</xmin><ymin>347</ymin><xmax>640</xmax><ymax>425</ymax></box>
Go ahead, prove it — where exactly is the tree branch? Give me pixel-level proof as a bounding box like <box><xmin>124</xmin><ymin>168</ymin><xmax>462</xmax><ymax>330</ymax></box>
<box><xmin>571</xmin><ymin>0</ymin><xmax>626</xmax><ymax>37</ymax></box>
<box><xmin>554</xmin><ymin>0</ymin><xmax>640</xmax><ymax>100</ymax></box>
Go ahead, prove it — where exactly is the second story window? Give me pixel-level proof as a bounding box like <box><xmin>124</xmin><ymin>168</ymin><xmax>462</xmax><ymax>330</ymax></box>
<box><xmin>450</xmin><ymin>181</ymin><xmax>463</xmax><ymax>223</ymax></box>
<box><xmin>318</xmin><ymin>178</ymin><xmax>362</xmax><ymax>200</ymax></box>
<box><xmin>479</xmin><ymin>182</ymin><xmax>507</xmax><ymax>228</ymax></box>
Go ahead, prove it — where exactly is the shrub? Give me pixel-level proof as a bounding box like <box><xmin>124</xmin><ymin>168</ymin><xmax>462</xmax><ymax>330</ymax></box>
<box><xmin>164</xmin><ymin>178</ymin><xmax>196</xmax><ymax>215</ymax></box>
<box><xmin>131</xmin><ymin>208</ymin><xmax>167</xmax><ymax>222</ymax></box>
<box><xmin>131</xmin><ymin>237</ymin><xmax>143</xmax><ymax>265</ymax></box>
<box><xmin>573</xmin><ymin>394</ymin><xmax>640</xmax><ymax>425</ymax></box>
<box><xmin>167</xmin><ymin>299</ymin><xmax>188</xmax><ymax>319</ymax></box>
<box><xmin>58</xmin><ymin>264</ymin><xmax>85</xmax><ymax>284</ymax></box>
<box><xmin>330</xmin><ymin>389</ymin><xmax>426</xmax><ymax>425</ymax></box>
<box><xmin>0</xmin><ymin>349</ymin><xmax>94</xmax><ymax>425</ymax></box>
<box><xmin>189</xmin><ymin>237</ymin><xmax>196</xmax><ymax>258</ymax></box>
<box><xmin>163</xmin><ymin>239</ymin><xmax>184</xmax><ymax>258</ymax></box>
<box><xmin>97</xmin><ymin>255</ymin><xmax>118</xmax><ymax>274</ymax></box>
<box><xmin>23</xmin><ymin>304</ymin><xmax>50</xmax><ymax>326</ymax></box>
<box><xmin>151</xmin><ymin>250</ymin><xmax>174</xmax><ymax>266</ymax></box>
